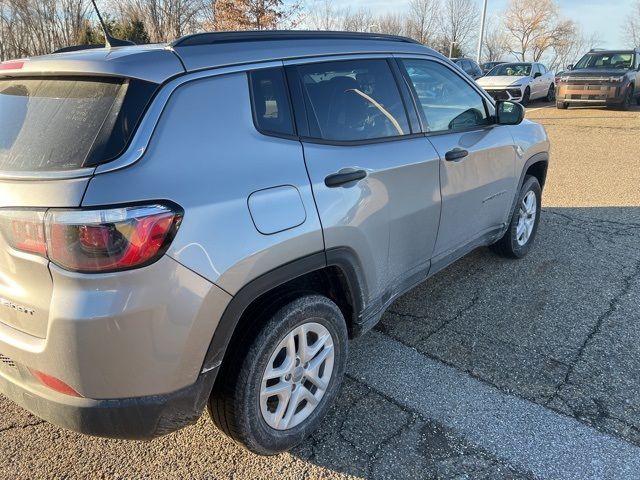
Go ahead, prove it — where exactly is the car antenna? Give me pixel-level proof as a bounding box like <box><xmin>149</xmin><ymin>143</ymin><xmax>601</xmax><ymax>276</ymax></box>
<box><xmin>89</xmin><ymin>0</ymin><xmax>135</xmax><ymax>48</ymax></box>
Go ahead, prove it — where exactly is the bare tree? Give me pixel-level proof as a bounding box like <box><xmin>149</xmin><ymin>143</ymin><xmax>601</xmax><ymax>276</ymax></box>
<box><xmin>439</xmin><ymin>0</ymin><xmax>478</xmax><ymax>56</ymax></box>
<box><xmin>504</xmin><ymin>0</ymin><xmax>575</xmax><ymax>62</ymax></box>
<box><xmin>624</xmin><ymin>0</ymin><xmax>640</xmax><ymax>48</ymax></box>
<box><xmin>482</xmin><ymin>19</ymin><xmax>509</xmax><ymax>62</ymax></box>
<box><xmin>405</xmin><ymin>0</ymin><xmax>440</xmax><ymax>44</ymax></box>
<box><xmin>548</xmin><ymin>29</ymin><xmax>601</xmax><ymax>72</ymax></box>
<box><xmin>305</xmin><ymin>0</ymin><xmax>342</xmax><ymax>30</ymax></box>
<box><xmin>341</xmin><ymin>7</ymin><xmax>376</xmax><ymax>32</ymax></box>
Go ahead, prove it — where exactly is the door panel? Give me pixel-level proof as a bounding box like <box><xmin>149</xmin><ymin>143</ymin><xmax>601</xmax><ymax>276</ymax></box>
<box><xmin>398</xmin><ymin>57</ymin><xmax>517</xmax><ymax>259</ymax></box>
<box><xmin>291</xmin><ymin>58</ymin><xmax>442</xmax><ymax>305</ymax></box>
<box><xmin>303</xmin><ymin>139</ymin><xmax>441</xmax><ymax>301</ymax></box>
<box><xmin>428</xmin><ymin>128</ymin><xmax>517</xmax><ymax>257</ymax></box>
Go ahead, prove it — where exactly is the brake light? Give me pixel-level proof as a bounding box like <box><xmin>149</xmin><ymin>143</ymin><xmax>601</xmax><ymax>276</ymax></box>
<box><xmin>0</xmin><ymin>210</ymin><xmax>47</xmax><ymax>255</ymax></box>
<box><xmin>30</xmin><ymin>369</ymin><xmax>82</xmax><ymax>397</ymax></box>
<box><xmin>0</xmin><ymin>204</ymin><xmax>183</xmax><ymax>273</ymax></box>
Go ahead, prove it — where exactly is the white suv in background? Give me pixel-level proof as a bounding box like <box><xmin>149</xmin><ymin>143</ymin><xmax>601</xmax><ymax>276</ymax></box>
<box><xmin>478</xmin><ymin>62</ymin><xmax>556</xmax><ymax>106</ymax></box>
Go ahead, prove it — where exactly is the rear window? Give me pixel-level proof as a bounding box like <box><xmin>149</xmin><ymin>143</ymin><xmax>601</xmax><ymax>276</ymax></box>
<box><xmin>0</xmin><ymin>77</ymin><xmax>157</xmax><ymax>172</ymax></box>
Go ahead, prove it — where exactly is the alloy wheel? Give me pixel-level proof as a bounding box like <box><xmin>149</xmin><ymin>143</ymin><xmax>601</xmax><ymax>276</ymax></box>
<box><xmin>516</xmin><ymin>190</ymin><xmax>537</xmax><ymax>246</ymax></box>
<box><xmin>260</xmin><ymin>322</ymin><xmax>335</xmax><ymax>430</ymax></box>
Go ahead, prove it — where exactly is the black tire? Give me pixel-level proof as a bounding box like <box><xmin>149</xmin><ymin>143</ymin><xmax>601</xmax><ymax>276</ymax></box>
<box><xmin>546</xmin><ymin>84</ymin><xmax>556</xmax><ymax>102</ymax></box>
<box><xmin>556</xmin><ymin>101</ymin><xmax>568</xmax><ymax>110</ymax></box>
<box><xmin>521</xmin><ymin>87</ymin><xmax>531</xmax><ymax>107</ymax></box>
<box><xmin>490</xmin><ymin>175</ymin><xmax>542</xmax><ymax>259</ymax></box>
<box><xmin>636</xmin><ymin>95</ymin><xmax>640</xmax><ymax>106</ymax></box>
<box><xmin>620</xmin><ymin>87</ymin><xmax>633</xmax><ymax>111</ymax></box>
<box><xmin>209</xmin><ymin>295</ymin><xmax>348</xmax><ymax>455</ymax></box>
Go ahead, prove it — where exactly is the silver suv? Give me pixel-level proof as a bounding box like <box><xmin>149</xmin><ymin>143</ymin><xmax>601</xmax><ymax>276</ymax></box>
<box><xmin>0</xmin><ymin>32</ymin><xmax>549</xmax><ymax>455</ymax></box>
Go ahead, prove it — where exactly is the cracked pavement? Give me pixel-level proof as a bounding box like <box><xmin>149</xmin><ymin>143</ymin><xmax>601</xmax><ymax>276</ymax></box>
<box><xmin>1</xmin><ymin>103</ymin><xmax>640</xmax><ymax>478</ymax></box>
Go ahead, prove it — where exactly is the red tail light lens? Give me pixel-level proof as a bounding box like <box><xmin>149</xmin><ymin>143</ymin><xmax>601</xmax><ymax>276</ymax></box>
<box><xmin>46</xmin><ymin>205</ymin><xmax>183</xmax><ymax>272</ymax></box>
<box><xmin>0</xmin><ymin>210</ymin><xmax>47</xmax><ymax>256</ymax></box>
<box><xmin>0</xmin><ymin>204</ymin><xmax>182</xmax><ymax>273</ymax></box>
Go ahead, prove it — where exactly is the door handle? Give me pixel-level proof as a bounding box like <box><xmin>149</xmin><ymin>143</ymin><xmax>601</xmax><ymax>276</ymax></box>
<box><xmin>325</xmin><ymin>169</ymin><xmax>367</xmax><ymax>187</ymax></box>
<box><xmin>445</xmin><ymin>148</ymin><xmax>469</xmax><ymax>162</ymax></box>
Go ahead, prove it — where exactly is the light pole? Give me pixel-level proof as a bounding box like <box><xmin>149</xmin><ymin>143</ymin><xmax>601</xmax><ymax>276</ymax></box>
<box><xmin>449</xmin><ymin>41</ymin><xmax>457</xmax><ymax>58</ymax></box>
<box><xmin>476</xmin><ymin>0</ymin><xmax>488</xmax><ymax>64</ymax></box>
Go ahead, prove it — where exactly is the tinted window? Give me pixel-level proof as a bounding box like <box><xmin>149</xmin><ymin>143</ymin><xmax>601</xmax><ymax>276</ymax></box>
<box><xmin>401</xmin><ymin>59</ymin><xmax>489</xmax><ymax>133</ymax></box>
<box><xmin>296</xmin><ymin>59</ymin><xmax>410</xmax><ymax>142</ymax></box>
<box><xmin>249</xmin><ymin>68</ymin><xmax>295</xmax><ymax>136</ymax></box>
<box><xmin>574</xmin><ymin>52</ymin><xmax>634</xmax><ymax>70</ymax></box>
<box><xmin>0</xmin><ymin>77</ymin><xmax>155</xmax><ymax>172</ymax></box>
<box><xmin>485</xmin><ymin>63</ymin><xmax>532</xmax><ymax>77</ymax></box>
<box><xmin>539</xmin><ymin>64</ymin><xmax>548</xmax><ymax>74</ymax></box>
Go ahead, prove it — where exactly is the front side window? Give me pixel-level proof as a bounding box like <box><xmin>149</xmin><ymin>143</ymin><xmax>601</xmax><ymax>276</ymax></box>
<box><xmin>400</xmin><ymin>59</ymin><xmax>490</xmax><ymax>133</ymax></box>
<box><xmin>295</xmin><ymin>59</ymin><xmax>410</xmax><ymax>142</ymax></box>
<box><xmin>249</xmin><ymin>68</ymin><xmax>295</xmax><ymax>136</ymax></box>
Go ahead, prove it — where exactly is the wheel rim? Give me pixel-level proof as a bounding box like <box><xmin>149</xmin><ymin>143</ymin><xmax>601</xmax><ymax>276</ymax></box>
<box><xmin>260</xmin><ymin>322</ymin><xmax>335</xmax><ymax>430</ymax></box>
<box><xmin>516</xmin><ymin>190</ymin><xmax>537</xmax><ymax>246</ymax></box>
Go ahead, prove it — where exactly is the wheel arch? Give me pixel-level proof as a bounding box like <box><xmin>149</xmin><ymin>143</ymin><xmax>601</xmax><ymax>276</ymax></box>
<box><xmin>200</xmin><ymin>249</ymin><xmax>368</xmax><ymax>376</ymax></box>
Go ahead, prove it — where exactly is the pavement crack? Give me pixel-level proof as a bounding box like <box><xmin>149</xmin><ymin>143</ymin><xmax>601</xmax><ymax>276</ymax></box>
<box><xmin>546</xmin><ymin>258</ymin><xmax>640</xmax><ymax>407</ymax></box>
<box><xmin>0</xmin><ymin>420</ymin><xmax>46</xmax><ymax>434</ymax></box>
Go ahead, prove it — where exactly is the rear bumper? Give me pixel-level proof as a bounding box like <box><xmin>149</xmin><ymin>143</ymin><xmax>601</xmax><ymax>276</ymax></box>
<box><xmin>0</xmin><ymin>364</ymin><xmax>218</xmax><ymax>440</ymax></box>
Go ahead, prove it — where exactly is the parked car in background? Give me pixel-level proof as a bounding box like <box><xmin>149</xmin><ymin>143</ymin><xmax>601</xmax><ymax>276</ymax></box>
<box><xmin>481</xmin><ymin>61</ymin><xmax>506</xmax><ymax>75</ymax></box>
<box><xmin>555</xmin><ymin>49</ymin><xmax>640</xmax><ymax>110</ymax></box>
<box><xmin>0</xmin><ymin>31</ymin><xmax>550</xmax><ymax>456</ymax></box>
<box><xmin>451</xmin><ymin>57</ymin><xmax>483</xmax><ymax>79</ymax></box>
<box><xmin>477</xmin><ymin>62</ymin><xmax>555</xmax><ymax>106</ymax></box>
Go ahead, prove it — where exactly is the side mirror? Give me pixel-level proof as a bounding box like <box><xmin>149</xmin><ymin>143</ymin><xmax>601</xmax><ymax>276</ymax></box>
<box><xmin>496</xmin><ymin>101</ymin><xmax>525</xmax><ymax>126</ymax></box>
<box><xmin>566</xmin><ymin>64</ymin><xmax>574</xmax><ymax>71</ymax></box>
<box><xmin>534</xmin><ymin>72</ymin><xmax>542</xmax><ymax>79</ymax></box>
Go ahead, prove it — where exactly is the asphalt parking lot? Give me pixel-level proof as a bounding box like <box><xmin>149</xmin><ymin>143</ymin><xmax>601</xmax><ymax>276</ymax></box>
<box><xmin>2</xmin><ymin>101</ymin><xmax>640</xmax><ymax>479</ymax></box>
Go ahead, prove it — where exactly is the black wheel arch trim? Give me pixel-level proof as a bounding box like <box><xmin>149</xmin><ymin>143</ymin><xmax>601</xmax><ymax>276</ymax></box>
<box><xmin>500</xmin><ymin>151</ymin><xmax>548</xmax><ymax>238</ymax></box>
<box><xmin>200</xmin><ymin>248</ymin><xmax>368</xmax><ymax>374</ymax></box>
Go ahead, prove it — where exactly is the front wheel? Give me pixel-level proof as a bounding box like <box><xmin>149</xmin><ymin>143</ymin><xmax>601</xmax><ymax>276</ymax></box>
<box><xmin>556</xmin><ymin>101</ymin><xmax>568</xmax><ymax>109</ymax></box>
<box><xmin>490</xmin><ymin>175</ymin><xmax>542</xmax><ymax>259</ymax></box>
<box><xmin>520</xmin><ymin>87</ymin><xmax>531</xmax><ymax>107</ymax></box>
<box><xmin>620</xmin><ymin>87</ymin><xmax>634</xmax><ymax>111</ymax></box>
<box><xmin>546</xmin><ymin>84</ymin><xmax>556</xmax><ymax>102</ymax></box>
<box><xmin>209</xmin><ymin>295</ymin><xmax>348</xmax><ymax>455</ymax></box>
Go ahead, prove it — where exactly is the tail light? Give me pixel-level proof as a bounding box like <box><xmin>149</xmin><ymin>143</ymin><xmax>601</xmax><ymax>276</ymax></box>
<box><xmin>0</xmin><ymin>204</ymin><xmax>182</xmax><ymax>273</ymax></box>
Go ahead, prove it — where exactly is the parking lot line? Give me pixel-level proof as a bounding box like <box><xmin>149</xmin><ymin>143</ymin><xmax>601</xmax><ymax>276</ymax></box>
<box><xmin>348</xmin><ymin>331</ymin><xmax>640</xmax><ymax>480</ymax></box>
<box><xmin>527</xmin><ymin>105</ymin><xmax>553</xmax><ymax>113</ymax></box>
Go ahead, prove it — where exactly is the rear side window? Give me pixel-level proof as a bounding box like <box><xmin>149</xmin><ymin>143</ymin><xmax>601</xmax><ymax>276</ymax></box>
<box><xmin>0</xmin><ymin>77</ymin><xmax>157</xmax><ymax>172</ymax></box>
<box><xmin>249</xmin><ymin>68</ymin><xmax>295</xmax><ymax>137</ymax></box>
<box><xmin>295</xmin><ymin>59</ymin><xmax>410</xmax><ymax>142</ymax></box>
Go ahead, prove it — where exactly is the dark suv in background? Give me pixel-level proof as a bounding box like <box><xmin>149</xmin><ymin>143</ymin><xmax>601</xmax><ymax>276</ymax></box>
<box><xmin>451</xmin><ymin>57</ymin><xmax>483</xmax><ymax>79</ymax></box>
<box><xmin>556</xmin><ymin>49</ymin><xmax>640</xmax><ymax>110</ymax></box>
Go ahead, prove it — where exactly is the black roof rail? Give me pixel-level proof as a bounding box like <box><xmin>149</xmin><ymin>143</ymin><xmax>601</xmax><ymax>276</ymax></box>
<box><xmin>171</xmin><ymin>30</ymin><xmax>421</xmax><ymax>48</ymax></box>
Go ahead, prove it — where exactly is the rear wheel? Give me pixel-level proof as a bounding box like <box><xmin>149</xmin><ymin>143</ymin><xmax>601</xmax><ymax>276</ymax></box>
<box><xmin>209</xmin><ymin>295</ymin><xmax>348</xmax><ymax>455</ymax></box>
<box><xmin>490</xmin><ymin>175</ymin><xmax>542</xmax><ymax>259</ymax></box>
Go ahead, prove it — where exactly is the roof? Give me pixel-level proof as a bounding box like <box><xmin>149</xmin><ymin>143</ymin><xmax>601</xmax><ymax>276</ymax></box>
<box><xmin>0</xmin><ymin>31</ymin><xmax>438</xmax><ymax>83</ymax></box>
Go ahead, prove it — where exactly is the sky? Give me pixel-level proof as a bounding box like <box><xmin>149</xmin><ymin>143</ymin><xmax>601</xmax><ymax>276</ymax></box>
<box><xmin>331</xmin><ymin>0</ymin><xmax>635</xmax><ymax>49</ymax></box>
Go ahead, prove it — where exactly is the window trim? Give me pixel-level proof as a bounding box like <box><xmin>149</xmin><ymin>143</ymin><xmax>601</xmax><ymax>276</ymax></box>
<box><xmin>286</xmin><ymin>56</ymin><xmax>416</xmax><ymax>146</ymax></box>
<box><xmin>395</xmin><ymin>55</ymin><xmax>497</xmax><ymax>136</ymax></box>
<box><xmin>247</xmin><ymin>67</ymin><xmax>298</xmax><ymax>141</ymax></box>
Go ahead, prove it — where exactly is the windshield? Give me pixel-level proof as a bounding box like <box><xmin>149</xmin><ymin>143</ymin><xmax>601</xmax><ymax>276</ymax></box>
<box><xmin>574</xmin><ymin>52</ymin><xmax>635</xmax><ymax>70</ymax></box>
<box><xmin>486</xmin><ymin>63</ymin><xmax>532</xmax><ymax>77</ymax></box>
<box><xmin>0</xmin><ymin>77</ymin><xmax>156</xmax><ymax>172</ymax></box>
